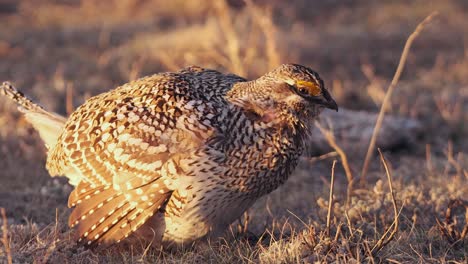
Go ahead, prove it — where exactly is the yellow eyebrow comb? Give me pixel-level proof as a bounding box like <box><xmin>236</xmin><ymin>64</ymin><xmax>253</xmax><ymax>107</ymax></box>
<box><xmin>296</xmin><ymin>80</ymin><xmax>321</xmax><ymax>96</ymax></box>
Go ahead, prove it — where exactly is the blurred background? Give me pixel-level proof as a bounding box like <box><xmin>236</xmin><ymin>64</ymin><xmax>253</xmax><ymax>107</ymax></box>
<box><xmin>0</xmin><ymin>0</ymin><xmax>466</xmax><ymax>118</ymax></box>
<box><xmin>0</xmin><ymin>0</ymin><xmax>466</xmax><ymax>262</ymax></box>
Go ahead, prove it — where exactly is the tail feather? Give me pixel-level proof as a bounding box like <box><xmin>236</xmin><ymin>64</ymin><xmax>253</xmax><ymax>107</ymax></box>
<box><xmin>1</xmin><ymin>82</ymin><xmax>66</xmax><ymax>149</ymax></box>
<box><xmin>1</xmin><ymin>81</ymin><xmax>47</xmax><ymax>113</ymax></box>
<box><xmin>83</xmin><ymin>203</ymin><xmax>135</xmax><ymax>244</ymax></box>
<box><xmin>68</xmin><ymin>181</ymin><xmax>98</xmax><ymax>207</ymax></box>
<box><xmin>68</xmin><ymin>186</ymin><xmax>118</xmax><ymax>227</ymax></box>
<box><xmin>94</xmin><ymin>200</ymin><xmax>165</xmax><ymax>245</ymax></box>
<box><xmin>68</xmin><ymin>179</ymin><xmax>172</xmax><ymax>247</ymax></box>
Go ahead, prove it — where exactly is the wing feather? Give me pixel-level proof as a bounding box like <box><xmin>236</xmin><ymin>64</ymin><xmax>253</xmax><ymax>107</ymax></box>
<box><xmin>48</xmin><ymin>73</ymin><xmax>222</xmax><ymax>245</ymax></box>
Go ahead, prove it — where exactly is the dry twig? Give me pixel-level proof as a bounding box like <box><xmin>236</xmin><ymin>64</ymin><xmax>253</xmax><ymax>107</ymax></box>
<box><xmin>444</xmin><ymin>141</ymin><xmax>464</xmax><ymax>177</ymax></box>
<box><xmin>371</xmin><ymin>149</ymin><xmax>400</xmax><ymax>255</ymax></box>
<box><xmin>128</xmin><ymin>56</ymin><xmax>145</xmax><ymax>82</ymax></box>
<box><xmin>65</xmin><ymin>82</ymin><xmax>74</xmax><ymax>116</ymax></box>
<box><xmin>425</xmin><ymin>144</ymin><xmax>433</xmax><ymax>173</ymax></box>
<box><xmin>245</xmin><ymin>0</ymin><xmax>280</xmax><ymax>70</ymax></box>
<box><xmin>157</xmin><ymin>51</ymin><xmax>181</xmax><ymax>72</ymax></box>
<box><xmin>435</xmin><ymin>199</ymin><xmax>468</xmax><ymax>246</ymax></box>
<box><xmin>214</xmin><ymin>0</ymin><xmax>244</xmax><ymax>76</ymax></box>
<box><xmin>316</xmin><ymin>122</ymin><xmax>354</xmax><ymax>183</ymax></box>
<box><xmin>326</xmin><ymin>160</ymin><xmax>337</xmax><ymax>237</ymax></box>
<box><xmin>237</xmin><ymin>211</ymin><xmax>251</xmax><ymax>235</ymax></box>
<box><xmin>361</xmin><ymin>12</ymin><xmax>438</xmax><ymax>184</ymax></box>
<box><xmin>1</xmin><ymin>208</ymin><xmax>12</xmax><ymax>264</ymax></box>
<box><xmin>301</xmin><ymin>151</ymin><xmax>338</xmax><ymax>163</ymax></box>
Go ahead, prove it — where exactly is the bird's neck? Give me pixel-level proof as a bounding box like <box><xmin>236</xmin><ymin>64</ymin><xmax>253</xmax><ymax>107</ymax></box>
<box><xmin>227</xmin><ymin>80</ymin><xmax>308</xmax><ymax>140</ymax></box>
<box><xmin>227</xmin><ymin>80</ymin><xmax>281</xmax><ymax>124</ymax></box>
<box><xmin>226</xmin><ymin>80</ymin><xmax>263</xmax><ymax>103</ymax></box>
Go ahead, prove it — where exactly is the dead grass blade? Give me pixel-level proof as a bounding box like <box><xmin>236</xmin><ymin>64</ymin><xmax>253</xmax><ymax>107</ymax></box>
<box><xmin>371</xmin><ymin>149</ymin><xmax>400</xmax><ymax>255</ymax></box>
<box><xmin>65</xmin><ymin>82</ymin><xmax>74</xmax><ymax>116</ymax></box>
<box><xmin>237</xmin><ymin>211</ymin><xmax>251</xmax><ymax>235</ymax></box>
<box><xmin>425</xmin><ymin>144</ymin><xmax>433</xmax><ymax>173</ymax></box>
<box><xmin>37</xmin><ymin>209</ymin><xmax>60</xmax><ymax>264</ymax></box>
<box><xmin>315</xmin><ymin>121</ymin><xmax>354</xmax><ymax>183</ymax></box>
<box><xmin>128</xmin><ymin>56</ymin><xmax>145</xmax><ymax>82</ymax></box>
<box><xmin>302</xmin><ymin>151</ymin><xmax>338</xmax><ymax>163</ymax></box>
<box><xmin>444</xmin><ymin>141</ymin><xmax>464</xmax><ymax>177</ymax></box>
<box><xmin>360</xmin><ymin>12</ymin><xmax>438</xmax><ymax>184</ymax></box>
<box><xmin>326</xmin><ymin>160</ymin><xmax>337</xmax><ymax>237</ymax></box>
<box><xmin>214</xmin><ymin>0</ymin><xmax>244</xmax><ymax>76</ymax></box>
<box><xmin>157</xmin><ymin>51</ymin><xmax>181</xmax><ymax>72</ymax></box>
<box><xmin>244</xmin><ymin>0</ymin><xmax>281</xmax><ymax>70</ymax></box>
<box><xmin>435</xmin><ymin>199</ymin><xmax>468</xmax><ymax>246</ymax></box>
<box><xmin>1</xmin><ymin>208</ymin><xmax>12</xmax><ymax>264</ymax></box>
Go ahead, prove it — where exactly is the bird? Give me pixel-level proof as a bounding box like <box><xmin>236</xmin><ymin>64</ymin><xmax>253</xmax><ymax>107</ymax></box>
<box><xmin>0</xmin><ymin>64</ymin><xmax>337</xmax><ymax>249</ymax></box>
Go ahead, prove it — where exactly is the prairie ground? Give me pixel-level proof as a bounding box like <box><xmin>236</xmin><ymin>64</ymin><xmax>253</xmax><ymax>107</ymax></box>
<box><xmin>0</xmin><ymin>0</ymin><xmax>467</xmax><ymax>263</ymax></box>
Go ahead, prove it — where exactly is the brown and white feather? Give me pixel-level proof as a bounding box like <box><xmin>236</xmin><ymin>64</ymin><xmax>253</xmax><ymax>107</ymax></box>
<box><xmin>1</xmin><ymin>64</ymin><xmax>336</xmax><ymax>248</ymax></box>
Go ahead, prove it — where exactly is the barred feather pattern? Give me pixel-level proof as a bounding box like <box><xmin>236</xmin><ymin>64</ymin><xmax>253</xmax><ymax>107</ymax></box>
<box><xmin>3</xmin><ymin>64</ymin><xmax>336</xmax><ymax>247</ymax></box>
<box><xmin>1</xmin><ymin>81</ymin><xmax>46</xmax><ymax>113</ymax></box>
<box><xmin>1</xmin><ymin>81</ymin><xmax>68</xmax><ymax>159</ymax></box>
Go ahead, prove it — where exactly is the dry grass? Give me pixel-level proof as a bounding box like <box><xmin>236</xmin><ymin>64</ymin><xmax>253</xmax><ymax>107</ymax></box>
<box><xmin>0</xmin><ymin>0</ymin><xmax>467</xmax><ymax>263</ymax></box>
<box><xmin>1</xmin><ymin>208</ymin><xmax>12</xmax><ymax>264</ymax></box>
<box><xmin>315</xmin><ymin>122</ymin><xmax>354</xmax><ymax>183</ymax></box>
<box><xmin>360</xmin><ymin>12</ymin><xmax>439</xmax><ymax>184</ymax></box>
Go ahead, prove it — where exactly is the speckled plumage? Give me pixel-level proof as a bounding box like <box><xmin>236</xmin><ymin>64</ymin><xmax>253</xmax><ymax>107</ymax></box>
<box><xmin>1</xmin><ymin>64</ymin><xmax>337</xmax><ymax>248</ymax></box>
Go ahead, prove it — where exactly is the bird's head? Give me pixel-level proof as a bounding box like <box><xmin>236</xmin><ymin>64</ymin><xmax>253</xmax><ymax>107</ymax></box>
<box><xmin>228</xmin><ymin>63</ymin><xmax>337</xmax><ymax>134</ymax></box>
<box><xmin>243</xmin><ymin>64</ymin><xmax>337</xmax><ymax>125</ymax></box>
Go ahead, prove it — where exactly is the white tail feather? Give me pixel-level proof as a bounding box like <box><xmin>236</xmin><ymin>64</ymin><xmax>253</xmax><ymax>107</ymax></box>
<box><xmin>1</xmin><ymin>81</ymin><xmax>66</xmax><ymax>149</ymax></box>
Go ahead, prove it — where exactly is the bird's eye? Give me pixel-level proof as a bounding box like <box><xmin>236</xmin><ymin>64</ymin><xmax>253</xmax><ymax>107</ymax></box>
<box><xmin>298</xmin><ymin>87</ymin><xmax>309</xmax><ymax>95</ymax></box>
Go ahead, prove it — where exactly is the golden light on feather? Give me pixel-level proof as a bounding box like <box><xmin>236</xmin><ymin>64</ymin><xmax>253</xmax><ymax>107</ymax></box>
<box><xmin>296</xmin><ymin>80</ymin><xmax>322</xmax><ymax>97</ymax></box>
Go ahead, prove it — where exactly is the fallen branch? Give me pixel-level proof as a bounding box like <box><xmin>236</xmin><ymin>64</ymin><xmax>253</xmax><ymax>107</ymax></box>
<box><xmin>310</xmin><ymin>109</ymin><xmax>422</xmax><ymax>156</ymax></box>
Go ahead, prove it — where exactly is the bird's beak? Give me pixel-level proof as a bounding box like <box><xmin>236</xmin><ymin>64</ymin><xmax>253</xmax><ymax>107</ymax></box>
<box><xmin>323</xmin><ymin>98</ymin><xmax>338</xmax><ymax>111</ymax></box>
<box><xmin>320</xmin><ymin>89</ymin><xmax>338</xmax><ymax>112</ymax></box>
